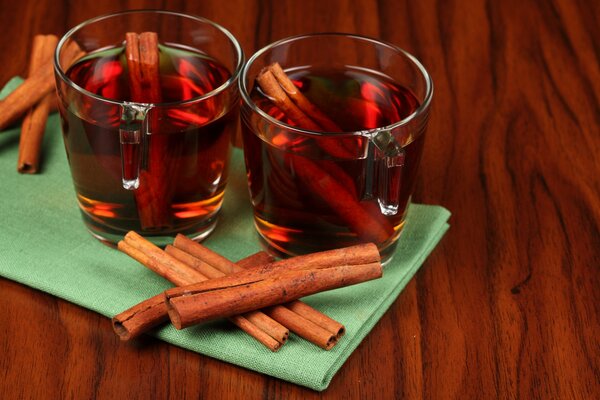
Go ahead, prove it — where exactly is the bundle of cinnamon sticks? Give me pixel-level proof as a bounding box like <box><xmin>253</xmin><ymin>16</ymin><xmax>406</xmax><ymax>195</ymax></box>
<box><xmin>114</xmin><ymin>232</ymin><xmax>383</xmax><ymax>351</ymax></box>
<box><xmin>0</xmin><ymin>34</ymin><xmax>83</xmax><ymax>173</ymax></box>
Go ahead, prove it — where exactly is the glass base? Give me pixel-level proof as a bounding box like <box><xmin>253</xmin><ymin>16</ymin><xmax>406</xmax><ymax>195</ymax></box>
<box><xmin>254</xmin><ymin>218</ymin><xmax>401</xmax><ymax>265</ymax></box>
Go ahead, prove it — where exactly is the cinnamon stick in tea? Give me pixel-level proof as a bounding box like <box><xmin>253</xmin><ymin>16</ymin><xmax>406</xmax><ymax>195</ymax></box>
<box><xmin>269</xmin><ymin>63</ymin><xmax>343</xmax><ymax>134</ymax></box>
<box><xmin>17</xmin><ymin>35</ymin><xmax>58</xmax><ymax>173</ymax></box>
<box><xmin>125</xmin><ymin>32</ymin><xmax>171</xmax><ymax>231</ymax></box>
<box><xmin>169</xmin><ymin>236</ymin><xmax>346</xmax><ymax>349</ymax></box>
<box><xmin>117</xmin><ymin>232</ymin><xmax>288</xmax><ymax>351</ymax></box>
<box><xmin>165</xmin><ymin>262</ymin><xmax>383</xmax><ymax>329</ymax></box>
<box><xmin>256</xmin><ymin>64</ymin><xmax>394</xmax><ymax>243</ymax></box>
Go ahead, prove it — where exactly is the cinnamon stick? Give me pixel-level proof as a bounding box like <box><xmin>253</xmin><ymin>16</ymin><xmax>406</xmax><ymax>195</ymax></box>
<box><xmin>269</xmin><ymin>62</ymin><xmax>342</xmax><ymax>134</ymax></box>
<box><xmin>256</xmin><ymin>64</ymin><xmax>394</xmax><ymax>243</ymax></box>
<box><xmin>17</xmin><ymin>35</ymin><xmax>58</xmax><ymax>173</ymax></box>
<box><xmin>174</xmin><ymin>234</ymin><xmax>380</xmax><ymax>276</ymax></box>
<box><xmin>165</xmin><ymin>241</ymin><xmax>343</xmax><ymax>348</ymax></box>
<box><xmin>284</xmin><ymin>301</ymin><xmax>345</xmax><ymax>339</ymax></box>
<box><xmin>165</xmin><ymin>262</ymin><xmax>383</xmax><ymax>329</ymax></box>
<box><xmin>118</xmin><ymin>232</ymin><xmax>288</xmax><ymax>350</ymax></box>
<box><xmin>256</xmin><ymin>69</ymin><xmax>321</xmax><ymax>132</ymax></box>
<box><xmin>165</xmin><ymin>245</ymin><xmax>224</xmax><ymax>279</ymax></box>
<box><xmin>112</xmin><ymin>293</ymin><xmax>169</xmax><ymax>341</ymax></box>
<box><xmin>165</xmin><ymin>243</ymin><xmax>380</xmax><ymax>299</ymax></box>
<box><xmin>172</xmin><ymin>235</ymin><xmax>373</xmax><ymax>347</ymax></box>
<box><xmin>264</xmin><ymin>306</ymin><xmax>338</xmax><ymax>350</ymax></box>
<box><xmin>0</xmin><ymin>39</ymin><xmax>83</xmax><ymax>132</ymax></box>
<box><xmin>235</xmin><ymin>251</ymin><xmax>275</xmax><ymax>268</ymax></box>
<box><xmin>112</xmin><ymin>251</ymin><xmax>275</xmax><ymax>342</ymax></box>
<box><xmin>125</xmin><ymin>32</ymin><xmax>171</xmax><ymax>230</ymax></box>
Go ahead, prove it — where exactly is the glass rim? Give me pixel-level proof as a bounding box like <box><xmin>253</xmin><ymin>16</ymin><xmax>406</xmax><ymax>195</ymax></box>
<box><xmin>239</xmin><ymin>32</ymin><xmax>434</xmax><ymax>137</ymax></box>
<box><xmin>54</xmin><ymin>9</ymin><xmax>244</xmax><ymax>108</ymax></box>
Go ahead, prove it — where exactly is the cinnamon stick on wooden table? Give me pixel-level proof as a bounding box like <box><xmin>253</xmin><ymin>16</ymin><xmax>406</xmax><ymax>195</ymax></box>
<box><xmin>125</xmin><ymin>32</ymin><xmax>172</xmax><ymax>231</ymax></box>
<box><xmin>17</xmin><ymin>34</ymin><xmax>58</xmax><ymax>173</ymax></box>
<box><xmin>117</xmin><ymin>232</ymin><xmax>289</xmax><ymax>351</ymax></box>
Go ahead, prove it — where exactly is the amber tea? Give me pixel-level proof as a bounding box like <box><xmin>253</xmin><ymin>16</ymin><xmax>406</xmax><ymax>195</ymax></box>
<box><xmin>60</xmin><ymin>40</ymin><xmax>237</xmax><ymax>243</ymax></box>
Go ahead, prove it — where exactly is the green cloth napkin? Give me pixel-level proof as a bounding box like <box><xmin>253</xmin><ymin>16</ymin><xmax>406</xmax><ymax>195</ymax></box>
<box><xmin>0</xmin><ymin>77</ymin><xmax>450</xmax><ymax>391</ymax></box>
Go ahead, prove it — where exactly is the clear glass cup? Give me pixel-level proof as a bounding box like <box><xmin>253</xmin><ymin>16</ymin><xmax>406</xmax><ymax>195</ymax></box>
<box><xmin>239</xmin><ymin>33</ymin><xmax>433</xmax><ymax>260</ymax></box>
<box><xmin>54</xmin><ymin>10</ymin><xmax>243</xmax><ymax>246</ymax></box>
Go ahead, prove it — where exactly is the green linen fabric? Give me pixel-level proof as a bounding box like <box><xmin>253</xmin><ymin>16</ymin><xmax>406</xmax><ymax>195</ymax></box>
<box><xmin>0</xmin><ymin>77</ymin><xmax>450</xmax><ymax>391</ymax></box>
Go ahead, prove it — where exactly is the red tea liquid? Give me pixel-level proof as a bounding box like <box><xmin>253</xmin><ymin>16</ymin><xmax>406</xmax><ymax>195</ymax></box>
<box><xmin>61</xmin><ymin>43</ymin><xmax>236</xmax><ymax>244</ymax></box>
<box><xmin>242</xmin><ymin>67</ymin><xmax>424</xmax><ymax>257</ymax></box>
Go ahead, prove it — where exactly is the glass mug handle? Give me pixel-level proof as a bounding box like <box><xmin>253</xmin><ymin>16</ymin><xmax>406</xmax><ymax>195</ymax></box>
<box><xmin>118</xmin><ymin>102</ymin><xmax>152</xmax><ymax>190</ymax></box>
<box><xmin>363</xmin><ymin>129</ymin><xmax>405</xmax><ymax>216</ymax></box>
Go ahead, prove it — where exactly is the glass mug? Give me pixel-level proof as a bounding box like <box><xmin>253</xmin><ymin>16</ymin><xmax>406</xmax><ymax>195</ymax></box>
<box><xmin>239</xmin><ymin>33</ymin><xmax>433</xmax><ymax>260</ymax></box>
<box><xmin>54</xmin><ymin>11</ymin><xmax>243</xmax><ymax>246</ymax></box>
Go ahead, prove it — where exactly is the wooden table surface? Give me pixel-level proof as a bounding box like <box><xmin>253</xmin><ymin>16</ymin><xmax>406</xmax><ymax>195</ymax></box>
<box><xmin>1</xmin><ymin>0</ymin><xmax>598</xmax><ymax>398</ymax></box>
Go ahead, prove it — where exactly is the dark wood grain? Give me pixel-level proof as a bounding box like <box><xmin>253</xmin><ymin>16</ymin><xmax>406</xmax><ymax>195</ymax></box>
<box><xmin>1</xmin><ymin>0</ymin><xmax>599</xmax><ymax>398</ymax></box>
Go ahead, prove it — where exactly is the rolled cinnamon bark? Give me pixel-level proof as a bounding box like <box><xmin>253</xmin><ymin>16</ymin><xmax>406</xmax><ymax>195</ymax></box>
<box><xmin>284</xmin><ymin>301</ymin><xmax>345</xmax><ymax>339</ymax></box>
<box><xmin>112</xmin><ymin>249</ymin><xmax>281</xmax><ymax>343</ymax></box>
<box><xmin>165</xmin><ymin>262</ymin><xmax>383</xmax><ymax>330</ymax></box>
<box><xmin>169</xmin><ymin>237</ymin><xmax>343</xmax><ymax>349</ymax></box>
<box><xmin>112</xmin><ymin>293</ymin><xmax>168</xmax><ymax>341</ymax></box>
<box><xmin>0</xmin><ymin>39</ymin><xmax>83</xmax><ymax>131</ymax></box>
<box><xmin>125</xmin><ymin>32</ymin><xmax>172</xmax><ymax>231</ymax></box>
<box><xmin>174</xmin><ymin>234</ymin><xmax>380</xmax><ymax>276</ymax></box>
<box><xmin>174</xmin><ymin>235</ymin><xmax>352</xmax><ymax>340</ymax></box>
<box><xmin>17</xmin><ymin>34</ymin><xmax>58</xmax><ymax>173</ymax></box>
<box><xmin>269</xmin><ymin>62</ymin><xmax>343</xmax><ymax>134</ymax></box>
<box><xmin>174</xmin><ymin>235</ymin><xmax>380</xmax><ymax>342</ymax></box>
<box><xmin>115</xmin><ymin>232</ymin><xmax>288</xmax><ymax>351</ymax></box>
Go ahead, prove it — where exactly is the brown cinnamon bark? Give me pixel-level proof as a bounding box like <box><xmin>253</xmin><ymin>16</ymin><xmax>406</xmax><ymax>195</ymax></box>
<box><xmin>174</xmin><ymin>234</ymin><xmax>380</xmax><ymax>276</ymax></box>
<box><xmin>269</xmin><ymin>62</ymin><xmax>343</xmax><ymax>134</ymax></box>
<box><xmin>172</xmin><ymin>235</ymin><xmax>377</xmax><ymax>347</ymax></box>
<box><xmin>256</xmin><ymin>69</ymin><xmax>321</xmax><ymax>131</ymax></box>
<box><xmin>165</xmin><ymin>242</ymin><xmax>341</xmax><ymax>348</ymax></box>
<box><xmin>165</xmin><ymin>262</ymin><xmax>383</xmax><ymax>329</ymax></box>
<box><xmin>165</xmin><ymin>245</ymin><xmax>224</xmax><ymax>279</ymax></box>
<box><xmin>284</xmin><ymin>301</ymin><xmax>345</xmax><ymax>339</ymax></box>
<box><xmin>17</xmin><ymin>35</ymin><xmax>58</xmax><ymax>173</ymax></box>
<box><xmin>235</xmin><ymin>251</ymin><xmax>275</xmax><ymax>268</ymax></box>
<box><xmin>164</xmin><ymin>252</ymin><xmax>381</xmax><ymax>301</ymax></box>
<box><xmin>125</xmin><ymin>32</ymin><xmax>171</xmax><ymax>230</ymax></box>
<box><xmin>264</xmin><ymin>306</ymin><xmax>338</xmax><ymax>350</ymax></box>
<box><xmin>117</xmin><ymin>232</ymin><xmax>288</xmax><ymax>350</ymax></box>
<box><xmin>112</xmin><ymin>293</ymin><xmax>169</xmax><ymax>341</ymax></box>
<box><xmin>0</xmin><ymin>39</ymin><xmax>83</xmax><ymax>131</ymax></box>
<box><xmin>111</xmin><ymin>252</ymin><xmax>278</xmax><ymax>342</ymax></box>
